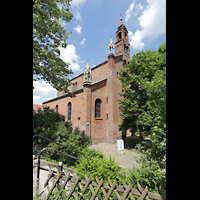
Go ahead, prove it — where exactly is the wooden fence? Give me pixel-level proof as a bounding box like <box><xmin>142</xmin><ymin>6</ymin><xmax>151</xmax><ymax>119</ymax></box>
<box><xmin>42</xmin><ymin>165</ymin><xmax>163</xmax><ymax>200</ymax></box>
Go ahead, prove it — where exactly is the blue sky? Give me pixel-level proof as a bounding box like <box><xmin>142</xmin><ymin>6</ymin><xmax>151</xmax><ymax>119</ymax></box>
<box><xmin>33</xmin><ymin>0</ymin><xmax>166</xmax><ymax>105</ymax></box>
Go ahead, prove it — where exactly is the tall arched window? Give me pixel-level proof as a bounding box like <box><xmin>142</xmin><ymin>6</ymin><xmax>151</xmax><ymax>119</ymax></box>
<box><xmin>56</xmin><ymin>105</ymin><xmax>58</xmax><ymax>113</ymax></box>
<box><xmin>68</xmin><ymin>102</ymin><xmax>72</xmax><ymax>121</ymax></box>
<box><xmin>95</xmin><ymin>99</ymin><xmax>101</xmax><ymax>118</ymax></box>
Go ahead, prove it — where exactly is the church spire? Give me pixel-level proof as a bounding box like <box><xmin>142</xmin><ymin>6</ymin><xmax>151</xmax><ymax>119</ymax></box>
<box><xmin>84</xmin><ymin>59</ymin><xmax>92</xmax><ymax>83</ymax></box>
<box><xmin>115</xmin><ymin>13</ymin><xmax>130</xmax><ymax>62</ymax></box>
<box><xmin>108</xmin><ymin>36</ymin><xmax>114</xmax><ymax>54</ymax></box>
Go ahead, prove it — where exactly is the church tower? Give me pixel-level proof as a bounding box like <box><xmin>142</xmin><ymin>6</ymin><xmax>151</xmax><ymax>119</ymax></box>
<box><xmin>115</xmin><ymin>14</ymin><xmax>130</xmax><ymax>62</ymax></box>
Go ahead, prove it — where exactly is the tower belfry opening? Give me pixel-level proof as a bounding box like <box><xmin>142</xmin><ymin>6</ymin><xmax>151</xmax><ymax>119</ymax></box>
<box><xmin>118</xmin><ymin>32</ymin><xmax>121</xmax><ymax>39</ymax></box>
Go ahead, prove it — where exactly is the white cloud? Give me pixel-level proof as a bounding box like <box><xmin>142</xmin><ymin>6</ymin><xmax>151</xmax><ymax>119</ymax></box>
<box><xmin>80</xmin><ymin>38</ymin><xmax>86</xmax><ymax>45</ymax></box>
<box><xmin>125</xmin><ymin>0</ymin><xmax>135</xmax><ymax>22</ymax></box>
<box><xmin>138</xmin><ymin>3</ymin><xmax>143</xmax><ymax>11</ymax></box>
<box><xmin>139</xmin><ymin>0</ymin><xmax>166</xmax><ymax>36</ymax></box>
<box><xmin>33</xmin><ymin>95</ymin><xmax>41</xmax><ymax>103</ymax></box>
<box><xmin>59</xmin><ymin>44</ymin><xmax>81</xmax><ymax>71</ymax></box>
<box><xmin>74</xmin><ymin>10</ymin><xmax>82</xmax><ymax>20</ymax></box>
<box><xmin>74</xmin><ymin>25</ymin><xmax>82</xmax><ymax>34</ymax></box>
<box><xmin>128</xmin><ymin>0</ymin><xmax>166</xmax><ymax>49</ymax></box>
<box><xmin>71</xmin><ymin>0</ymin><xmax>87</xmax><ymax>21</ymax></box>
<box><xmin>33</xmin><ymin>81</ymin><xmax>56</xmax><ymax>104</ymax></box>
<box><xmin>71</xmin><ymin>0</ymin><xmax>86</xmax><ymax>7</ymax></box>
<box><xmin>126</xmin><ymin>1</ymin><xmax>144</xmax><ymax>20</ymax></box>
<box><xmin>129</xmin><ymin>30</ymin><xmax>144</xmax><ymax>49</ymax></box>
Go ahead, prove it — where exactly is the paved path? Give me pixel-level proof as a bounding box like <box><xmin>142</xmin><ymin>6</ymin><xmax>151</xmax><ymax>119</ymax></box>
<box><xmin>88</xmin><ymin>142</ymin><xmax>141</xmax><ymax>170</ymax></box>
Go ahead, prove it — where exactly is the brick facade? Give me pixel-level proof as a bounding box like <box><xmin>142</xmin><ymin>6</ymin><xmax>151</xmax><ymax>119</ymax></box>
<box><xmin>42</xmin><ymin>19</ymin><xmax>130</xmax><ymax>144</ymax></box>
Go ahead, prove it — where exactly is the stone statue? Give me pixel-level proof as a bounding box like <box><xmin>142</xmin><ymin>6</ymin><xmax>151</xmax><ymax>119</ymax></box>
<box><xmin>108</xmin><ymin>36</ymin><xmax>114</xmax><ymax>54</ymax></box>
<box><xmin>84</xmin><ymin>59</ymin><xmax>92</xmax><ymax>83</ymax></box>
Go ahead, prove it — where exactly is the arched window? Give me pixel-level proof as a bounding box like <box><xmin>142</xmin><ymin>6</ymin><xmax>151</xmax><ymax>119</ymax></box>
<box><xmin>56</xmin><ymin>105</ymin><xmax>58</xmax><ymax>113</ymax></box>
<box><xmin>68</xmin><ymin>102</ymin><xmax>72</xmax><ymax>121</ymax></box>
<box><xmin>95</xmin><ymin>99</ymin><xmax>101</xmax><ymax>118</ymax></box>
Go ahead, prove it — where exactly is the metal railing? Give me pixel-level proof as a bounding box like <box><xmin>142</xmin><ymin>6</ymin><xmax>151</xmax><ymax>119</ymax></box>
<box><xmin>33</xmin><ymin>135</ymin><xmax>84</xmax><ymax>198</ymax></box>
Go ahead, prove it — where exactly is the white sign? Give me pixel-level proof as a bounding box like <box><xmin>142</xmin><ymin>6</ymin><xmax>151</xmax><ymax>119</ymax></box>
<box><xmin>117</xmin><ymin>139</ymin><xmax>124</xmax><ymax>154</ymax></box>
<box><xmin>117</xmin><ymin>140</ymin><xmax>124</xmax><ymax>150</ymax></box>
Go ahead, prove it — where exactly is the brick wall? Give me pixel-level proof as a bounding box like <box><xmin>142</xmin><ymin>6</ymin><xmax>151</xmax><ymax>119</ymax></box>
<box><xmin>43</xmin><ymin>55</ymin><xmax>124</xmax><ymax>144</ymax></box>
<box><xmin>43</xmin><ymin>20</ymin><xmax>131</xmax><ymax>144</ymax></box>
<box><xmin>43</xmin><ymin>91</ymin><xmax>84</xmax><ymax>132</ymax></box>
<box><xmin>90</xmin><ymin>80</ymin><xmax>108</xmax><ymax>144</ymax></box>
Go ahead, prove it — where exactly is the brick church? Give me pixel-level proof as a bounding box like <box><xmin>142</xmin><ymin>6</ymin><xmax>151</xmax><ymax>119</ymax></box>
<box><xmin>43</xmin><ymin>16</ymin><xmax>130</xmax><ymax>144</ymax></box>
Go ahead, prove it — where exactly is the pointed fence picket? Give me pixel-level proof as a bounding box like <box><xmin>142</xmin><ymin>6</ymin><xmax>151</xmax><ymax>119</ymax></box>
<box><xmin>42</xmin><ymin>166</ymin><xmax>163</xmax><ymax>200</ymax></box>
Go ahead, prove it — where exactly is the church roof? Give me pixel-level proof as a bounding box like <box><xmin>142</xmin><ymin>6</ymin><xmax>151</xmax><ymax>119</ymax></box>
<box><xmin>118</xmin><ymin>20</ymin><xmax>123</xmax><ymax>28</ymax></box>
<box><xmin>116</xmin><ymin>14</ymin><xmax>128</xmax><ymax>32</ymax></box>
<box><xmin>42</xmin><ymin>78</ymin><xmax>108</xmax><ymax>104</ymax></box>
<box><xmin>42</xmin><ymin>87</ymin><xmax>84</xmax><ymax>104</ymax></box>
<box><xmin>116</xmin><ymin>21</ymin><xmax>128</xmax><ymax>32</ymax></box>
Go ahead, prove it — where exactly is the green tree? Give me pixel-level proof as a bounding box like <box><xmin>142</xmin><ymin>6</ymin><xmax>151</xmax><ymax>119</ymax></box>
<box><xmin>46</xmin><ymin>122</ymin><xmax>91</xmax><ymax>166</ymax></box>
<box><xmin>33</xmin><ymin>0</ymin><xmax>73</xmax><ymax>93</ymax></box>
<box><xmin>33</xmin><ymin>108</ymin><xmax>91</xmax><ymax>166</ymax></box>
<box><xmin>33</xmin><ymin>106</ymin><xmax>65</xmax><ymax>147</ymax></box>
<box><xmin>118</xmin><ymin>43</ymin><xmax>166</xmax><ymax>167</ymax></box>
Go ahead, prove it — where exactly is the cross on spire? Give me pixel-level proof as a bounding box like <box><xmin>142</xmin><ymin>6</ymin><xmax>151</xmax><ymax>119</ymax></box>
<box><xmin>120</xmin><ymin>13</ymin><xmax>123</xmax><ymax>21</ymax></box>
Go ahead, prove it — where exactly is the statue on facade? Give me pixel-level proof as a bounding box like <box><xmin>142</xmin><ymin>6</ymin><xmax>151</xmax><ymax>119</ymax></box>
<box><xmin>108</xmin><ymin>36</ymin><xmax>114</xmax><ymax>54</ymax></box>
<box><xmin>84</xmin><ymin>59</ymin><xmax>92</xmax><ymax>83</ymax></box>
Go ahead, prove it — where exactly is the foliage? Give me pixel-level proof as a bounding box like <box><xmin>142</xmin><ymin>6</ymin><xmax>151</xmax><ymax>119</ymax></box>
<box><xmin>118</xmin><ymin>43</ymin><xmax>166</xmax><ymax>195</ymax></box>
<box><xmin>118</xmin><ymin>43</ymin><xmax>166</xmax><ymax>168</ymax></box>
<box><xmin>125</xmin><ymin>154</ymin><xmax>165</xmax><ymax>194</ymax></box>
<box><xmin>75</xmin><ymin>149</ymin><xmax>122</xmax><ymax>183</ymax></box>
<box><xmin>45</xmin><ymin>122</ymin><xmax>91</xmax><ymax>166</ymax></box>
<box><xmin>33</xmin><ymin>0</ymin><xmax>74</xmax><ymax>93</ymax></box>
<box><xmin>33</xmin><ymin>106</ymin><xmax>65</xmax><ymax>147</ymax></box>
<box><xmin>74</xmin><ymin>149</ymin><xmax>123</xmax><ymax>199</ymax></box>
<box><xmin>33</xmin><ymin>107</ymin><xmax>91</xmax><ymax>166</ymax></box>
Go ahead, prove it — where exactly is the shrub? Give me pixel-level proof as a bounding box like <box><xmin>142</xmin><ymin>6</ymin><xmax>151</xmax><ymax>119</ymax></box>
<box><xmin>127</xmin><ymin>154</ymin><xmax>165</xmax><ymax>194</ymax></box>
<box><xmin>75</xmin><ymin>148</ymin><xmax>122</xmax><ymax>183</ymax></box>
<box><xmin>43</xmin><ymin>122</ymin><xmax>91</xmax><ymax>166</ymax></box>
<box><xmin>74</xmin><ymin>149</ymin><xmax>123</xmax><ymax>199</ymax></box>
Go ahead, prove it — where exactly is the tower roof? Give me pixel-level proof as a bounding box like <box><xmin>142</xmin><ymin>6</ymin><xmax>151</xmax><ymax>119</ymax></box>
<box><xmin>108</xmin><ymin>36</ymin><xmax>114</xmax><ymax>47</ymax></box>
<box><xmin>117</xmin><ymin>13</ymin><xmax>128</xmax><ymax>32</ymax></box>
<box><xmin>84</xmin><ymin>59</ymin><xmax>90</xmax><ymax>70</ymax></box>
